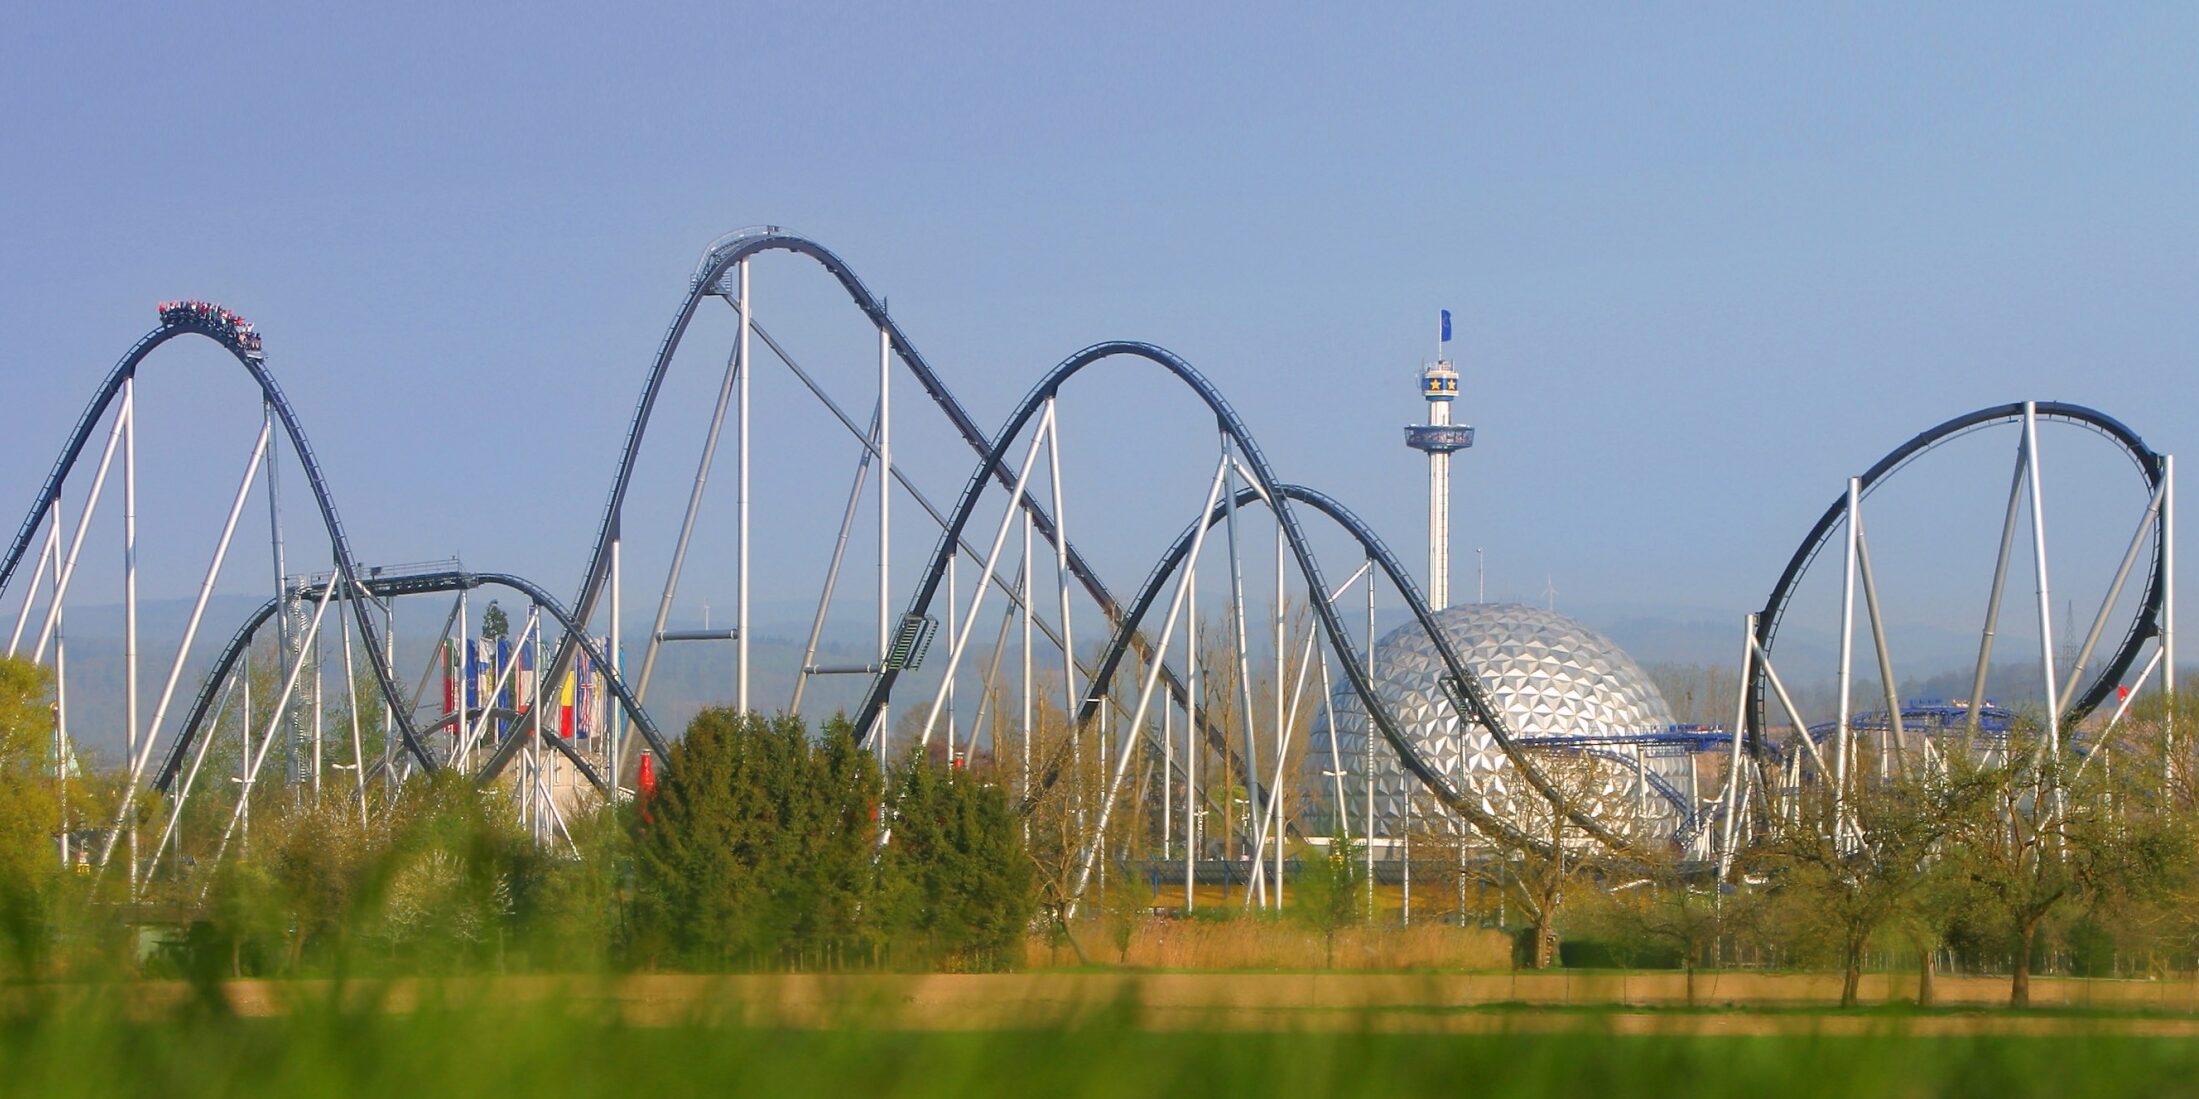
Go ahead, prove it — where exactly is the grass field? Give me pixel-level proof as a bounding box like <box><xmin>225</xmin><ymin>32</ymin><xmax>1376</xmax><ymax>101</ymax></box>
<box><xmin>1039</xmin><ymin>916</ymin><xmax>1515</xmax><ymax>970</ymax></box>
<box><xmin>9</xmin><ymin>984</ymin><xmax>2199</xmax><ymax>1098</ymax></box>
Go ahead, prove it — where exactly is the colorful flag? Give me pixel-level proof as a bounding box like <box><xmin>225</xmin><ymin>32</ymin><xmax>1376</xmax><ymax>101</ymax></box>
<box><xmin>558</xmin><ymin>668</ymin><xmax>575</xmax><ymax>738</ymax></box>
<box><xmin>440</xmin><ymin>639</ymin><xmax>455</xmax><ymax>717</ymax></box>
<box><xmin>465</xmin><ymin>640</ymin><xmax>484</xmax><ymax>711</ymax></box>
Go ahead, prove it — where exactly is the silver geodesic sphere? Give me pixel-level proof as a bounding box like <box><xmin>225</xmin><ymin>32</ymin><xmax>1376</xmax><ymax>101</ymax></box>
<box><xmin>1307</xmin><ymin>602</ymin><xmax>1691</xmax><ymax>844</ymax></box>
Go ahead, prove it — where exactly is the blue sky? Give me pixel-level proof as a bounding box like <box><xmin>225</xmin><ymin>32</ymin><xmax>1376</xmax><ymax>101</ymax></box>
<box><xmin>2</xmin><ymin>4</ymin><xmax>2193</xmax><ymax>680</ymax></box>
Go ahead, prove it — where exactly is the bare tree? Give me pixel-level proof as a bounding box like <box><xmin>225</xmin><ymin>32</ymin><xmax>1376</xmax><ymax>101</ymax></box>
<box><xmin>1751</xmin><ymin>762</ymin><xmax>1994</xmax><ymax>1008</ymax></box>
<box><xmin>1951</xmin><ymin>701</ymin><xmax>2199</xmax><ymax>1007</ymax></box>
<box><xmin>1582</xmin><ymin>845</ymin><xmax>1727</xmax><ymax>1006</ymax></box>
<box><xmin>1431</xmin><ymin>750</ymin><xmax>1617</xmax><ymax>969</ymax></box>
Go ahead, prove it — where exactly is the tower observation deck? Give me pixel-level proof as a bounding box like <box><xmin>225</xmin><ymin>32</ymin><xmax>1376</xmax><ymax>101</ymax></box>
<box><xmin>1404</xmin><ymin>311</ymin><xmax>1472</xmax><ymax>608</ymax></box>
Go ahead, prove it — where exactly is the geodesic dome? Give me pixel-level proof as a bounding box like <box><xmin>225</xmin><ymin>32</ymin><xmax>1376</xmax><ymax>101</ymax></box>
<box><xmin>1307</xmin><ymin>602</ymin><xmax>1693</xmax><ymax>844</ymax></box>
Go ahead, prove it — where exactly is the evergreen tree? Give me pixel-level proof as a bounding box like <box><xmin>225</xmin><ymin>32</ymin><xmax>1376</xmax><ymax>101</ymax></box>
<box><xmin>630</xmin><ymin>709</ymin><xmax>887</xmax><ymax>970</ymax></box>
<box><xmin>631</xmin><ymin>708</ymin><xmax>764</xmax><ymax>968</ymax></box>
<box><xmin>802</xmin><ymin>717</ymin><xmax>881</xmax><ymax>966</ymax></box>
<box><xmin>878</xmin><ymin>756</ymin><xmax>1033</xmax><ymax>972</ymax></box>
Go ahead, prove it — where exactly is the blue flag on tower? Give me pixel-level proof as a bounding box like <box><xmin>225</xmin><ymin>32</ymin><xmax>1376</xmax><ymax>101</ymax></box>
<box><xmin>1441</xmin><ymin>310</ymin><xmax>1452</xmax><ymax>343</ymax></box>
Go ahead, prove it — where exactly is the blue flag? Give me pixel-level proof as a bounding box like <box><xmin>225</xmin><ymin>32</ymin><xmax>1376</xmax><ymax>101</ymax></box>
<box><xmin>1441</xmin><ymin>310</ymin><xmax>1452</xmax><ymax>343</ymax></box>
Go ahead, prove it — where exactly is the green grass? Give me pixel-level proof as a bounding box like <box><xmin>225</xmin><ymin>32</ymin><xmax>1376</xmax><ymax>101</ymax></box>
<box><xmin>5</xmin><ymin>992</ymin><xmax>2199</xmax><ymax>1098</ymax></box>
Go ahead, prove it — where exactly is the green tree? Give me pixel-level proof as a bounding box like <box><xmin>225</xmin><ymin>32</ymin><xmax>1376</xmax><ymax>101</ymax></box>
<box><xmin>1895</xmin><ymin>841</ymin><xmax>1978</xmax><ymax>1006</ymax></box>
<box><xmin>510</xmin><ymin>801</ymin><xmax>629</xmax><ymax>972</ymax></box>
<box><xmin>630</xmin><ymin>710</ymin><xmax>885</xmax><ymax>970</ymax></box>
<box><xmin>2085</xmin><ymin>685</ymin><xmax>2199</xmax><ymax>981</ymax></box>
<box><xmin>263</xmin><ymin>797</ymin><xmax>376</xmax><ymax>970</ymax></box>
<box><xmin>878</xmin><ymin>755</ymin><xmax>1034</xmax><ymax>972</ymax></box>
<box><xmin>1291</xmin><ymin>831</ymin><xmax>1364</xmax><ymax>968</ymax></box>
<box><xmin>205</xmin><ymin>854</ymin><xmax>286</xmax><ymax>977</ymax></box>
<box><xmin>356</xmin><ymin>772</ymin><xmax>531</xmax><ymax>974</ymax></box>
<box><xmin>0</xmin><ymin>658</ymin><xmax>57</xmax><ymax>976</ymax></box>
<box><xmin>804</xmin><ymin>717</ymin><xmax>883</xmax><ymax>967</ymax></box>
<box><xmin>1950</xmin><ymin>747</ymin><xmax>2075</xmax><ymax>1008</ymax></box>
<box><xmin>630</xmin><ymin>708</ymin><xmax>761</xmax><ymax>968</ymax></box>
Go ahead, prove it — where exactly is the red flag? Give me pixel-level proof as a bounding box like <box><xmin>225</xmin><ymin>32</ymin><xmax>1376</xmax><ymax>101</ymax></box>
<box><xmin>637</xmin><ymin>752</ymin><xmax>659</xmax><ymax>824</ymax></box>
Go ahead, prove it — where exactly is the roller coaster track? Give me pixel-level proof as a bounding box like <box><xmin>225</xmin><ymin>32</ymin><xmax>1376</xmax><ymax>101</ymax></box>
<box><xmin>150</xmin><ymin>570</ymin><xmax>667</xmax><ymax>795</ymax></box>
<box><xmin>5</xmin><ymin>232</ymin><xmax>1730</xmax><ymax>864</ymax></box>
<box><xmin>525</xmin><ymin>233</ymin><xmax>1109</xmax><ymax>711</ymax></box>
<box><xmin>0</xmin><ymin>316</ymin><xmax>435</xmax><ymax>772</ymax></box>
<box><xmin>854</xmin><ymin>342</ymin><xmax>1634</xmax><ymax>855</ymax></box>
<box><xmin>487</xmin><ymin>230</ymin><xmax>1263</xmax><ymax>797</ymax></box>
<box><xmin>400</xmin><ymin>226</ymin><xmax>1639</xmax><ymax>853</ymax></box>
<box><xmin>1748</xmin><ymin>401</ymin><xmax>2167</xmax><ymax>755</ymax></box>
<box><xmin>1073</xmin><ymin>480</ymin><xmax>1699</xmax><ymax>852</ymax></box>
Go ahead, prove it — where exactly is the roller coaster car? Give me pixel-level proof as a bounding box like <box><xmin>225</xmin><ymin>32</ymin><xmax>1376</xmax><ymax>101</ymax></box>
<box><xmin>156</xmin><ymin>301</ymin><xmax>262</xmax><ymax>356</ymax></box>
<box><xmin>158</xmin><ymin>300</ymin><xmax>211</xmax><ymax>324</ymax></box>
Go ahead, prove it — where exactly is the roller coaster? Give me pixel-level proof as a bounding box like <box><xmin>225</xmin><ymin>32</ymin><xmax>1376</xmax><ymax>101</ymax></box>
<box><xmin>0</xmin><ymin>226</ymin><xmax>2177</xmax><ymax>914</ymax></box>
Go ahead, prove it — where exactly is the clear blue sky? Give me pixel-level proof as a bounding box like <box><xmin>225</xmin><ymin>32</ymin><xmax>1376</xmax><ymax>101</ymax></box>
<box><xmin>2</xmin><ymin>4</ymin><xmax>2193</xmax><ymax>674</ymax></box>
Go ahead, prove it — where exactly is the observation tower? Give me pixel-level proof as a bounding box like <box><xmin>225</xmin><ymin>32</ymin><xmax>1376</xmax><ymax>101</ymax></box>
<box><xmin>1404</xmin><ymin>311</ymin><xmax>1473</xmax><ymax>608</ymax></box>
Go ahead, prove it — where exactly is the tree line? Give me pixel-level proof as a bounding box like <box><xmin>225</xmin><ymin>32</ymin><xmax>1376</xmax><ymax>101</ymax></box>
<box><xmin>0</xmin><ymin>649</ymin><xmax>1032</xmax><ymax>978</ymax></box>
<box><xmin>8</xmin><ymin>645</ymin><xmax>2199</xmax><ymax>1011</ymax></box>
<box><xmin>1389</xmin><ymin>686</ymin><xmax>2199</xmax><ymax>1008</ymax></box>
